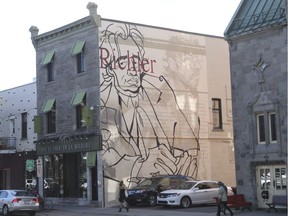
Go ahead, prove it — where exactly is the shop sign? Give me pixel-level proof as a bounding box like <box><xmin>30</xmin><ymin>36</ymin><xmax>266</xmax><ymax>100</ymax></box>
<box><xmin>26</xmin><ymin>160</ymin><xmax>35</xmax><ymax>172</ymax></box>
<box><xmin>36</xmin><ymin>135</ymin><xmax>102</xmax><ymax>155</ymax></box>
<box><xmin>36</xmin><ymin>158</ymin><xmax>43</xmax><ymax>177</ymax></box>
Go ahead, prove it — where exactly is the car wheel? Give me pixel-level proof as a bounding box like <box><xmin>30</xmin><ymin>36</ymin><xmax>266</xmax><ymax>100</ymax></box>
<box><xmin>180</xmin><ymin>196</ymin><xmax>191</xmax><ymax>208</ymax></box>
<box><xmin>2</xmin><ymin>205</ymin><xmax>9</xmax><ymax>216</ymax></box>
<box><xmin>146</xmin><ymin>195</ymin><xmax>156</xmax><ymax>207</ymax></box>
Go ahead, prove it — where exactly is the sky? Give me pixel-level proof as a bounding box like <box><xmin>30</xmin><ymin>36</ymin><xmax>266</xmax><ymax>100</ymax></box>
<box><xmin>0</xmin><ymin>0</ymin><xmax>241</xmax><ymax>91</ymax></box>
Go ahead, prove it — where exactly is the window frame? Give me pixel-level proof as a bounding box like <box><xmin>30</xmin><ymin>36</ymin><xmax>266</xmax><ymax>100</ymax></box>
<box><xmin>47</xmin><ymin>60</ymin><xmax>55</xmax><ymax>82</ymax></box>
<box><xmin>47</xmin><ymin>103</ymin><xmax>56</xmax><ymax>134</ymax></box>
<box><xmin>76</xmin><ymin>52</ymin><xmax>85</xmax><ymax>74</ymax></box>
<box><xmin>269</xmin><ymin>112</ymin><xmax>277</xmax><ymax>143</ymax></box>
<box><xmin>212</xmin><ymin>98</ymin><xmax>223</xmax><ymax>130</ymax></box>
<box><xmin>256</xmin><ymin>113</ymin><xmax>266</xmax><ymax>144</ymax></box>
<box><xmin>255</xmin><ymin>112</ymin><xmax>278</xmax><ymax>145</ymax></box>
<box><xmin>21</xmin><ymin>112</ymin><xmax>28</xmax><ymax>139</ymax></box>
<box><xmin>76</xmin><ymin>95</ymin><xmax>87</xmax><ymax>129</ymax></box>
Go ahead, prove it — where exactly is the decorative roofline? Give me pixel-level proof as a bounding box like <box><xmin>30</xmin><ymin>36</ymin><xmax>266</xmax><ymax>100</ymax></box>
<box><xmin>29</xmin><ymin>2</ymin><xmax>101</xmax><ymax>49</ymax></box>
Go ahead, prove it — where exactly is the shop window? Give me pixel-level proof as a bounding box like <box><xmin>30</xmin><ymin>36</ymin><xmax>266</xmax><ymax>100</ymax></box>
<box><xmin>21</xmin><ymin>112</ymin><xmax>27</xmax><ymax>139</ymax></box>
<box><xmin>275</xmin><ymin>167</ymin><xmax>286</xmax><ymax>190</ymax></box>
<box><xmin>212</xmin><ymin>98</ymin><xmax>222</xmax><ymax>129</ymax></box>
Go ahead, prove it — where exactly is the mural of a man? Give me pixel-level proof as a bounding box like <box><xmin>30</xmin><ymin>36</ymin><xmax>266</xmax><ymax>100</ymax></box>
<box><xmin>99</xmin><ymin>23</ymin><xmax>200</xmax><ymax>184</ymax></box>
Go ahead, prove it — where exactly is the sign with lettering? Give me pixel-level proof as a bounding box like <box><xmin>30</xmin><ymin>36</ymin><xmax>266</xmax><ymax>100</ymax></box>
<box><xmin>36</xmin><ymin>135</ymin><xmax>102</xmax><ymax>155</ymax></box>
<box><xmin>26</xmin><ymin>160</ymin><xmax>35</xmax><ymax>172</ymax></box>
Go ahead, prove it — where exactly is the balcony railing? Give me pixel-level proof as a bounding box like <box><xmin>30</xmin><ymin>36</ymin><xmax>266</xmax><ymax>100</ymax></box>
<box><xmin>0</xmin><ymin>137</ymin><xmax>16</xmax><ymax>150</ymax></box>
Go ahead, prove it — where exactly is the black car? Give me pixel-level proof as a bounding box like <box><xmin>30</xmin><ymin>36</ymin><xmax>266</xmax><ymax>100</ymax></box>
<box><xmin>126</xmin><ymin>175</ymin><xmax>192</xmax><ymax>207</ymax></box>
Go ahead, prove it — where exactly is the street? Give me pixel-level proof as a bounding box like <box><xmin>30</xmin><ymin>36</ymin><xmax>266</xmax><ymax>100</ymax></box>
<box><xmin>14</xmin><ymin>204</ymin><xmax>286</xmax><ymax>216</ymax></box>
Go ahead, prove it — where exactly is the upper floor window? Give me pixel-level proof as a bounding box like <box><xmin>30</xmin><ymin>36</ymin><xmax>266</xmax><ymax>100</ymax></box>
<box><xmin>71</xmin><ymin>41</ymin><xmax>86</xmax><ymax>74</ymax></box>
<box><xmin>70</xmin><ymin>91</ymin><xmax>87</xmax><ymax>129</ymax></box>
<box><xmin>41</xmin><ymin>51</ymin><xmax>55</xmax><ymax>82</ymax></box>
<box><xmin>269</xmin><ymin>112</ymin><xmax>277</xmax><ymax>143</ymax></box>
<box><xmin>76</xmin><ymin>52</ymin><xmax>85</xmax><ymax>73</ymax></box>
<box><xmin>41</xmin><ymin>99</ymin><xmax>56</xmax><ymax>134</ymax></box>
<box><xmin>47</xmin><ymin>61</ymin><xmax>55</xmax><ymax>82</ymax></box>
<box><xmin>257</xmin><ymin>114</ymin><xmax>265</xmax><ymax>144</ymax></box>
<box><xmin>47</xmin><ymin>103</ymin><xmax>56</xmax><ymax>134</ymax></box>
<box><xmin>256</xmin><ymin>112</ymin><xmax>277</xmax><ymax>144</ymax></box>
<box><xmin>21</xmin><ymin>112</ymin><xmax>27</xmax><ymax>139</ymax></box>
<box><xmin>212</xmin><ymin>98</ymin><xmax>222</xmax><ymax>129</ymax></box>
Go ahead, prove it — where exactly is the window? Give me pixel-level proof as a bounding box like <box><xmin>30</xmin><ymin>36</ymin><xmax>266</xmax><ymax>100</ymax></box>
<box><xmin>76</xmin><ymin>96</ymin><xmax>86</xmax><ymax>129</ymax></box>
<box><xmin>212</xmin><ymin>98</ymin><xmax>222</xmax><ymax>129</ymax></box>
<box><xmin>47</xmin><ymin>61</ymin><xmax>55</xmax><ymax>82</ymax></box>
<box><xmin>70</xmin><ymin>91</ymin><xmax>87</xmax><ymax>129</ymax></box>
<box><xmin>9</xmin><ymin>117</ymin><xmax>15</xmax><ymax>135</ymax></box>
<box><xmin>256</xmin><ymin>112</ymin><xmax>277</xmax><ymax>144</ymax></box>
<box><xmin>47</xmin><ymin>104</ymin><xmax>56</xmax><ymax>134</ymax></box>
<box><xmin>257</xmin><ymin>114</ymin><xmax>265</xmax><ymax>144</ymax></box>
<box><xmin>71</xmin><ymin>41</ymin><xmax>86</xmax><ymax>74</ymax></box>
<box><xmin>269</xmin><ymin>113</ymin><xmax>277</xmax><ymax>143</ymax></box>
<box><xmin>21</xmin><ymin>112</ymin><xmax>27</xmax><ymax>139</ymax></box>
<box><xmin>76</xmin><ymin>52</ymin><xmax>85</xmax><ymax>73</ymax></box>
<box><xmin>42</xmin><ymin>99</ymin><xmax>56</xmax><ymax>134</ymax></box>
<box><xmin>41</xmin><ymin>51</ymin><xmax>55</xmax><ymax>82</ymax></box>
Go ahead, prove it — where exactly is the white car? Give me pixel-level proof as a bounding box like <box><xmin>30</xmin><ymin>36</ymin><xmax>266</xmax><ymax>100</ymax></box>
<box><xmin>157</xmin><ymin>180</ymin><xmax>234</xmax><ymax>208</ymax></box>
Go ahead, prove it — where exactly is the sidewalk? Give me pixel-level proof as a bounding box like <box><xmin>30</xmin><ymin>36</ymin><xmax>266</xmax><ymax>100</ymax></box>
<box><xmin>54</xmin><ymin>204</ymin><xmax>287</xmax><ymax>216</ymax></box>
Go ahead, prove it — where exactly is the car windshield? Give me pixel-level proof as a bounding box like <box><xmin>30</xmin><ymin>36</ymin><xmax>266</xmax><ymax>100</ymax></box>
<box><xmin>13</xmin><ymin>191</ymin><xmax>34</xmax><ymax>197</ymax></box>
<box><xmin>138</xmin><ymin>178</ymin><xmax>161</xmax><ymax>187</ymax></box>
<box><xmin>176</xmin><ymin>181</ymin><xmax>197</xmax><ymax>190</ymax></box>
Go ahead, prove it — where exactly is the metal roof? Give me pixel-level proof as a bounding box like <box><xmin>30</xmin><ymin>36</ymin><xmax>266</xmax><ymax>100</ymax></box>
<box><xmin>225</xmin><ymin>0</ymin><xmax>287</xmax><ymax>38</ymax></box>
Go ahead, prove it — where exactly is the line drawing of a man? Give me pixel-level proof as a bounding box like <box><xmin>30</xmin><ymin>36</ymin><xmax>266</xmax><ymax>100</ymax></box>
<box><xmin>99</xmin><ymin>23</ymin><xmax>200</xmax><ymax>184</ymax></box>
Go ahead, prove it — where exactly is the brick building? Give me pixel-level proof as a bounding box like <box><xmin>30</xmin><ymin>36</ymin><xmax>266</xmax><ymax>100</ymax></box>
<box><xmin>30</xmin><ymin>2</ymin><xmax>235</xmax><ymax>206</ymax></box>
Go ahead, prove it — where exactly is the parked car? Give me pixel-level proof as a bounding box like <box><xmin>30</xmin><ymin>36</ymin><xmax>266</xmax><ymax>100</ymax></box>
<box><xmin>126</xmin><ymin>175</ymin><xmax>192</xmax><ymax>207</ymax></box>
<box><xmin>0</xmin><ymin>189</ymin><xmax>39</xmax><ymax>216</ymax></box>
<box><xmin>157</xmin><ymin>180</ymin><xmax>234</xmax><ymax>208</ymax></box>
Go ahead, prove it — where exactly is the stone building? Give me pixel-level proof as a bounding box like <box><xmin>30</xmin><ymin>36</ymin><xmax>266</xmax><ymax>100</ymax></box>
<box><xmin>0</xmin><ymin>82</ymin><xmax>37</xmax><ymax>189</ymax></box>
<box><xmin>30</xmin><ymin>2</ymin><xmax>235</xmax><ymax>206</ymax></box>
<box><xmin>225</xmin><ymin>0</ymin><xmax>287</xmax><ymax>208</ymax></box>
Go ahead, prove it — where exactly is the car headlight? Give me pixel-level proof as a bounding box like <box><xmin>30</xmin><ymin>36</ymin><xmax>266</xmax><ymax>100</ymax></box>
<box><xmin>167</xmin><ymin>193</ymin><xmax>180</xmax><ymax>197</ymax></box>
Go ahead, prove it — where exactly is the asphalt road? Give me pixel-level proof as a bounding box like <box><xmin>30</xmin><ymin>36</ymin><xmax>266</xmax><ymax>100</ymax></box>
<box><xmin>11</xmin><ymin>204</ymin><xmax>287</xmax><ymax>216</ymax></box>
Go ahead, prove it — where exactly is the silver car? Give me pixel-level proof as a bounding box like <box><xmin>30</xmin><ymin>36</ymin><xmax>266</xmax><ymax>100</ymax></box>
<box><xmin>157</xmin><ymin>180</ymin><xmax>234</xmax><ymax>208</ymax></box>
<box><xmin>0</xmin><ymin>189</ymin><xmax>39</xmax><ymax>216</ymax></box>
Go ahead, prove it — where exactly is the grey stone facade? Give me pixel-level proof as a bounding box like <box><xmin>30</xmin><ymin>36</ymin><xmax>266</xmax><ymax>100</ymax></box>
<box><xmin>225</xmin><ymin>0</ymin><xmax>287</xmax><ymax>209</ymax></box>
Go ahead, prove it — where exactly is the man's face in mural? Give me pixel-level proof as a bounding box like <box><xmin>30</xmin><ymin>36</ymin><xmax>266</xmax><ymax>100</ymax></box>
<box><xmin>107</xmin><ymin>38</ymin><xmax>142</xmax><ymax>97</ymax></box>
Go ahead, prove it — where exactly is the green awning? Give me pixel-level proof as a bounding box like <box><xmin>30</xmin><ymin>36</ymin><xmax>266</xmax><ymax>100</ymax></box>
<box><xmin>87</xmin><ymin>151</ymin><xmax>97</xmax><ymax>167</ymax></box>
<box><xmin>71</xmin><ymin>41</ymin><xmax>86</xmax><ymax>55</ymax></box>
<box><xmin>70</xmin><ymin>91</ymin><xmax>86</xmax><ymax>106</ymax></box>
<box><xmin>41</xmin><ymin>51</ymin><xmax>55</xmax><ymax>65</ymax></box>
<box><xmin>42</xmin><ymin>99</ymin><xmax>55</xmax><ymax>113</ymax></box>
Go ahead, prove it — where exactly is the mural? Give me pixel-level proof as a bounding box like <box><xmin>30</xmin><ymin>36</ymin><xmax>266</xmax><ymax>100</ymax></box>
<box><xmin>99</xmin><ymin>23</ymin><xmax>202</xmax><ymax>185</ymax></box>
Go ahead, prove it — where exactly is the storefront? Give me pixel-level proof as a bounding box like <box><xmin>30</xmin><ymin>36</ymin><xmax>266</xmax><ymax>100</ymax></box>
<box><xmin>36</xmin><ymin>134</ymin><xmax>102</xmax><ymax>200</ymax></box>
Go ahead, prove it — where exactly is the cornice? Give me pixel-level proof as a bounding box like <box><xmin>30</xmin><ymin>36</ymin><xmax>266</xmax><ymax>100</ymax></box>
<box><xmin>31</xmin><ymin>16</ymin><xmax>97</xmax><ymax>48</ymax></box>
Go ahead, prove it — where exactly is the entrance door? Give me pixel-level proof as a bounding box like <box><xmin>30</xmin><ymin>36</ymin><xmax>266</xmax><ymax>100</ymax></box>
<box><xmin>91</xmin><ymin>167</ymin><xmax>98</xmax><ymax>200</ymax></box>
<box><xmin>256</xmin><ymin>165</ymin><xmax>286</xmax><ymax>208</ymax></box>
<box><xmin>63</xmin><ymin>153</ymin><xmax>79</xmax><ymax>197</ymax></box>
